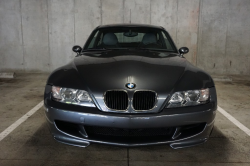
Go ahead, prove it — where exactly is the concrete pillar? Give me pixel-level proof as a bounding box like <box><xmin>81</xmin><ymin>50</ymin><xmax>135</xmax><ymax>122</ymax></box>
<box><xmin>0</xmin><ymin>0</ymin><xmax>23</xmax><ymax>72</ymax></box>
<box><xmin>48</xmin><ymin>0</ymin><xmax>75</xmax><ymax>71</ymax></box>
<box><xmin>225</xmin><ymin>0</ymin><xmax>250</xmax><ymax>75</ymax></box>
<box><xmin>21</xmin><ymin>0</ymin><xmax>49</xmax><ymax>72</ymax></box>
<box><xmin>197</xmin><ymin>0</ymin><xmax>229</xmax><ymax>74</ymax></box>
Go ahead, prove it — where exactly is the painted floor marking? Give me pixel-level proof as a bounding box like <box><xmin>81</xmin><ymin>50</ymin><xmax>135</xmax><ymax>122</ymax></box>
<box><xmin>218</xmin><ymin>106</ymin><xmax>250</xmax><ymax>137</ymax></box>
<box><xmin>0</xmin><ymin>100</ymin><xmax>43</xmax><ymax>142</ymax></box>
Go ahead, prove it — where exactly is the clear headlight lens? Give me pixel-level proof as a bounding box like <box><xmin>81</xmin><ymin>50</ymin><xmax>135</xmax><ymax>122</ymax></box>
<box><xmin>167</xmin><ymin>88</ymin><xmax>209</xmax><ymax>108</ymax></box>
<box><xmin>51</xmin><ymin>86</ymin><xmax>95</xmax><ymax>107</ymax></box>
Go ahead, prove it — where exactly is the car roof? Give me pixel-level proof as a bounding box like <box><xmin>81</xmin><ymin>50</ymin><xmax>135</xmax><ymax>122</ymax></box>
<box><xmin>96</xmin><ymin>24</ymin><xmax>165</xmax><ymax>30</ymax></box>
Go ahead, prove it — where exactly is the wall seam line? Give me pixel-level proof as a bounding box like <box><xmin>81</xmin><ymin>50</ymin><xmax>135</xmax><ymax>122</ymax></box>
<box><xmin>176</xmin><ymin>0</ymin><xmax>178</xmax><ymax>45</ymax></box>
<box><xmin>46</xmin><ymin>0</ymin><xmax>51</xmax><ymax>72</ymax></box>
<box><xmin>196</xmin><ymin>0</ymin><xmax>203</xmax><ymax>67</ymax></box>
<box><xmin>150</xmin><ymin>0</ymin><xmax>151</xmax><ymax>24</ymax></box>
<box><xmin>74</xmin><ymin>0</ymin><xmax>76</xmax><ymax>45</ymax></box>
<box><xmin>123</xmin><ymin>0</ymin><xmax>125</xmax><ymax>23</ymax></box>
<box><xmin>100</xmin><ymin>0</ymin><xmax>102</xmax><ymax>25</ymax></box>
<box><xmin>224</xmin><ymin>0</ymin><xmax>230</xmax><ymax>74</ymax></box>
<box><xmin>20</xmin><ymin>0</ymin><xmax>25</xmax><ymax>71</ymax></box>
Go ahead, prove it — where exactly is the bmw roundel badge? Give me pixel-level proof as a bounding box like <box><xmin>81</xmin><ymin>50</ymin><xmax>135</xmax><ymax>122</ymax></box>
<box><xmin>125</xmin><ymin>83</ymin><xmax>136</xmax><ymax>89</ymax></box>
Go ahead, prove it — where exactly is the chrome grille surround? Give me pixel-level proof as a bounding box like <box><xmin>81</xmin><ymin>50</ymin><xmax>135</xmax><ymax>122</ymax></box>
<box><xmin>103</xmin><ymin>89</ymin><xmax>158</xmax><ymax>112</ymax></box>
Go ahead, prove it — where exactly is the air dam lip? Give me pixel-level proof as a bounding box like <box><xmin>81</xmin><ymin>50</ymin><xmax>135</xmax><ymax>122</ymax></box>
<box><xmin>53</xmin><ymin>133</ymin><xmax>208</xmax><ymax>148</ymax></box>
<box><xmin>170</xmin><ymin>138</ymin><xmax>208</xmax><ymax>149</ymax></box>
<box><xmin>53</xmin><ymin>119</ymin><xmax>207</xmax><ymax>146</ymax></box>
<box><xmin>54</xmin><ymin>136</ymin><xmax>90</xmax><ymax>148</ymax></box>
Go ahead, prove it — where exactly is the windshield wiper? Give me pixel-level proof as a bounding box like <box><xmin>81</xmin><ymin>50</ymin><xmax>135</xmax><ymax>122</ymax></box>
<box><xmin>83</xmin><ymin>48</ymin><xmax>129</xmax><ymax>52</ymax></box>
<box><xmin>82</xmin><ymin>48</ymin><xmax>107</xmax><ymax>52</ymax></box>
<box><xmin>103</xmin><ymin>47</ymin><xmax>129</xmax><ymax>50</ymax></box>
<box><xmin>137</xmin><ymin>47</ymin><xmax>175</xmax><ymax>52</ymax></box>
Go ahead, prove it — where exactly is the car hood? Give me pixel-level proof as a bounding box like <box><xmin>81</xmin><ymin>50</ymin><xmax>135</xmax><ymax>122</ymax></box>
<box><xmin>74</xmin><ymin>51</ymin><xmax>186</xmax><ymax>93</ymax></box>
<box><xmin>48</xmin><ymin>50</ymin><xmax>214</xmax><ymax>95</ymax></box>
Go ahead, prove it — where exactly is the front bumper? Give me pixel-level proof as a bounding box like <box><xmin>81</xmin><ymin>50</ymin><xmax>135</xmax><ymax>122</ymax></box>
<box><xmin>44</xmin><ymin>99</ymin><xmax>216</xmax><ymax>149</ymax></box>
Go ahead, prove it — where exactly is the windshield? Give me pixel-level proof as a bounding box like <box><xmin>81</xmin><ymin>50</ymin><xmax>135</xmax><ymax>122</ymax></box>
<box><xmin>83</xmin><ymin>27</ymin><xmax>177</xmax><ymax>52</ymax></box>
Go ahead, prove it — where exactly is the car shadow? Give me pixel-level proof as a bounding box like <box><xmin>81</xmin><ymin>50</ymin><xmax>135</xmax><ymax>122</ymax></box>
<box><xmin>126</xmin><ymin>125</ymin><xmax>234</xmax><ymax>162</ymax></box>
<box><xmin>20</xmin><ymin>122</ymin><xmax>235</xmax><ymax>163</ymax></box>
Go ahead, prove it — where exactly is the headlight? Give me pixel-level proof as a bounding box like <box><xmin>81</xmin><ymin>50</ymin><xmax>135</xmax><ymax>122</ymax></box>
<box><xmin>51</xmin><ymin>86</ymin><xmax>95</xmax><ymax>107</ymax></box>
<box><xmin>167</xmin><ymin>88</ymin><xmax>209</xmax><ymax>108</ymax></box>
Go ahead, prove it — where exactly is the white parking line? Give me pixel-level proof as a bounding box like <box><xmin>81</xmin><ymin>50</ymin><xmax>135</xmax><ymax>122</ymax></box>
<box><xmin>218</xmin><ymin>106</ymin><xmax>250</xmax><ymax>136</ymax></box>
<box><xmin>0</xmin><ymin>100</ymin><xmax>43</xmax><ymax>142</ymax></box>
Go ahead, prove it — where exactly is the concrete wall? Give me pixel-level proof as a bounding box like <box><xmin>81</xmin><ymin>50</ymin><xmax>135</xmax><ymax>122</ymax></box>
<box><xmin>0</xmin><ymin>0</ymin><xmax>250</xmax><ymax>75</ymax></box>
<box><xmin>197</xmin><ymin>0</ymin><xmax>250</xmax><ymax>75</ymax></box>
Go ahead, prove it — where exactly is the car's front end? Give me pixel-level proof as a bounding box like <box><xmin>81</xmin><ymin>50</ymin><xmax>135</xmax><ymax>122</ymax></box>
<box><xmin>44</xmin><ymin>87</ymin><xmax>216</xmax><ymax>149</ymax></box>
<box><xmin>44</xmin><ymin>24</ymin><xmax>217</xmax><ymax>149</ymax></box>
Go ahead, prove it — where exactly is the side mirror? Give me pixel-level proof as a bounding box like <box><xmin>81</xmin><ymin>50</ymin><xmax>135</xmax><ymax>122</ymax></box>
<box><xmin>72</xmin><ymin>45</ymin><xmax>82</xmax><ymax>54</ymax></box>
<box><xmin>179</xmin><ymin>47</ymin><xmax>189</xmax><ymax>57</ymax></box>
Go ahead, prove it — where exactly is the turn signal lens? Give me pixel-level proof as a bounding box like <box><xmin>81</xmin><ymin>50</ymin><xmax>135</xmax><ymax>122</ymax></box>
<box><xmin>199</xmin><ymin>89</ymin><xmax>209</xmax><ymax>102</ymax></box>
<box><xmin>52</xmin><ymin>86</ymin><xmax>62</xmax><ymax>100</ymax></box>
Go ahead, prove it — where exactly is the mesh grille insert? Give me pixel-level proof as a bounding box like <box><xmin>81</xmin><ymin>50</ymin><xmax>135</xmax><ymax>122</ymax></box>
<box><xmin>133</xmin><ymin>91</ymin><xmax>156</xmax><ymax>110</ymax></box>
<box><xmin>104</xmin><ymin>90</ymin><xmax>128</xmax><ymax>110</ymax></box>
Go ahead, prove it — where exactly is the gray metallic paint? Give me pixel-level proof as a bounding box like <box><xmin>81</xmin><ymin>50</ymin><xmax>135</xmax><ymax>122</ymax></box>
<box><xmin>44</xmin><ymin>25</ymin><xmax>217</xmax><ymax>148</ymax></box>
<box><xmin>46</xmin><ymin>51</ymin><xmax>214</xmax><ymax>113</ymax></box>
<box><xmin>44</xmin><ymin>86</ymin><xmax>216</xmax><ymax>148</ymax></box>
<box><xmin>45</xmin><ymin>103</ymin><xmax>215</xmax><ymax>148</ymax></box>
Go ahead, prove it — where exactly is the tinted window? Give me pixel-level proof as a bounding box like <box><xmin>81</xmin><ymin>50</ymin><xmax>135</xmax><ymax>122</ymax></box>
<box><xmin>84</xmin><ymin>27</ymin><xmax>176</xmax><ymax>52</ymax></box>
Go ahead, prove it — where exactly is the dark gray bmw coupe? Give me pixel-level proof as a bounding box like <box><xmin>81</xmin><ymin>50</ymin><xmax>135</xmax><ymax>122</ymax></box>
<box><xmin>44</xmin><ymin>24</ymin><xmax>217</xmax><ymax>149</ymax></box>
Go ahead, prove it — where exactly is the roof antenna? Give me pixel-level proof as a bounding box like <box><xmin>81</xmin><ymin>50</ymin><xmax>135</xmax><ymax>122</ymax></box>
<box><xmin>129</xmin><ymin>9</ymin><xmax>131</xmax><ymax>24</ymax></box>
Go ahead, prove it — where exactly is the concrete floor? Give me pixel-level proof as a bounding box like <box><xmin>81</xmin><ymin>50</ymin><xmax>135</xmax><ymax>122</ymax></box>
<box><xmin>0</xmin><ymin>74</ymin><xmax>250</xmax><ymax>166</ymax></box>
